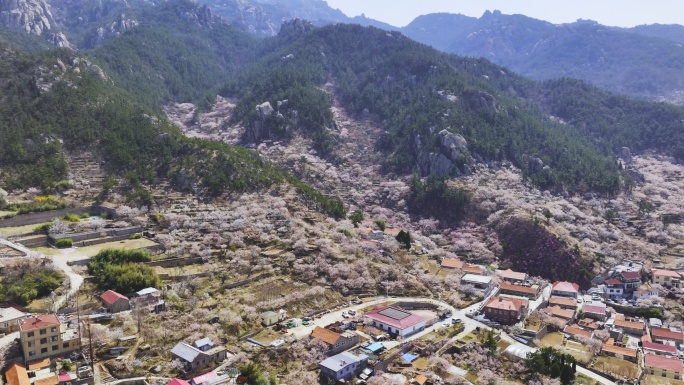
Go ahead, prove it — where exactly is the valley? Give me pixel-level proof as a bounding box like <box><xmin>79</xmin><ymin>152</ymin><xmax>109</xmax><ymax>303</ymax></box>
<box><xmin>0</xmin><ymin>1</ymin><xmax>683</xmax><ymax>385</ymax></box>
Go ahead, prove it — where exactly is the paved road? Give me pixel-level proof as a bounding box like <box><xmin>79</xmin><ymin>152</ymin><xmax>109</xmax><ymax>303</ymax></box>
<box><xmin>0</xmin><ymin>238</ymin><xmax>86</xmax><ymax>312</ymax></box>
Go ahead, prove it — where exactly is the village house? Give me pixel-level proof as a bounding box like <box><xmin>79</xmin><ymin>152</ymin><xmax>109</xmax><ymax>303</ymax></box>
<box><xmin>615</xmin><ymin>271</ymin><xmax>641</xmax><ymax>292</ymax></box>
<box><xmin>582</xmin><ymin>303</ymin><xmax>608</xmax><ymax>321</ymax></box>
<box><xmin>651</xmin><ymin>269</ymin><xmax>682</xmax><ymax>289</ymax></box>
<box><xmin>170</xmin><ymin>341</ymin><xmax>223</xmax><ymax>372</ymax></box>
<box><xmin>497</xmin><ymin>269</ymin><xmax>527</xmax><ymax>284</ymax></box>
<box><xmin>4</xmin><ymin>362</ymin><xmax>29</xmax><ymax>385</ymax></box>
<box><xmin>319</xmin><ymin>352</ymin><xmax>368</xmax><ymax>382</ymax></box>
<box><xmin>651</xmin><ymin>327</ymin><xmax>684</xmax><ymax>345</ymax></box>
<box><xmin>259</xmin><ymin>309</ymin><xmax>287</xmax><ymax>326</ymax></box>
<box><xmin>613</xmin><ymin>315</ymin><xmax>646</xmax><ymax>336</ymax></box>
<box><xmin>499</xmin><ymin>282</ymin><xmax>541</xmax><ymax>299</ymax></box>
<box><xmin>363</xmin><ymin>306</ymin><xmax>426</xmax><ymax>338</ymax></box>
<box><xmin>461</xmin><ymin>274</ymin><xmax>493</xmax><ymax>290</ymax></box>
<box><xmin>563</xmin><ymin>324</ymin><xmax>592</xmax><ymax>339</ymax></box>
<box><xmin>548</xmin><ymin>296</ymin><xmax>577</xmax><ymax>310</ymax></box>
<box><xmin>603</xmin><ymin>278</ymin><xmax>625</xmax><ymax>299</ymax></box>
<box><xmin>543</xmin><ymin>306</ymin><xmax>575</xmax><ymax>323</ymax></box>
<box><xmin>576</xmin><ymin>318</ymin><xmax>600</xmax><ymax>332</ymax></box>
<box><xmin>551</xmin><ymin>281</ymin><xmax>579</xmax><ymax>298</ymax></box>
<box><xmin>483</xmin><ymin>296</ymin><xmax>523</xmax><ymax>325</ymax></box>
<box><xmin>100</xmin><ymin>290</ymin><xmax>130</xmax><ymax>313</ymax></box>
<box><xmin>440</xmin><ymin>258</ymin><xmax>464</xmax><ymax>270</ymax></box>
<box><xmin>19</xmin><ymin>315</ymin><xmax>79</xmax><ymax>363</ymax></box>
<box><xmin>634</xmin><ymin>288</ymin><xmax>660</xmax><ymax>299</ymax></box>
<box><xmin>644</xmin><ymin>354</ymin><xmax>683</xmax><ymax>380</ymax></box>
<box><xmin>132</xmin><ymin>287</ymin><xmax>165</xmax><ymax>311</ymax></box>
<box><xmin>310</xmin><ymin>326</ymin><xmax>359</xmax><ymax>355</ymax></box>
<box><xmin>600</xmin><ymin>339</ymin><xmax>638</xmax><ymax>362</ymax></box>
<box><xmin>642</xmin><ymin>341</ymin><xmax>678</xmax><ymax>357</ymax></box>
<box><xmin>462</xmin><ymin>264</ymin><xmax>485</xmax><ymax>275</ymax></box>
<box><xmin>0</xmin><ymin>307</ymin><xmax>26</xmax><ymax>333</ymax></box>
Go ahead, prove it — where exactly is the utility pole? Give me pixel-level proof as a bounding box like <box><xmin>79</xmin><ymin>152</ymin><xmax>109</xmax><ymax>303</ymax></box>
<box><xmin>86</xmin><ymin>318</ymin><xmax>95</xmax><ymax>373</ymax></box>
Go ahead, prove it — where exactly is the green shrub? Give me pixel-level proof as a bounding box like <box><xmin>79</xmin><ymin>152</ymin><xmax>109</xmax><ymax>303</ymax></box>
<box><xmin>374</xmin><ymin>219</ymin><xmax>386</xmax><ymax>231</ymax></box>
<box><xmin>55</xmin><ymin>238</ymin><xmax>73</xmax><ymax>248</ymax></box>
<box><xmin>61</xmin><ymin>213</ymin><xmax>81</xmax><ymax>222</ymax></box>
<box><xmin>129</xmin><ymin>233</ymin><xmax>143</xmax><ymax>240</ymax></box>
<box><xmin>79</xmin><ymin>213</ymin><xmax>90</xmax><ymax>219</ymax></box>
<box><xmin>88</xmin><ymin>249</ymin><xmax>158</xmax><ymax>293</ymax></box>
<box><xmin>33</xmin><ymin>222</ymin><xmax>54</xmax><ymax>234</ymax></box>
<box><xmin>338</xmin><ymin>228</ymin><xmax>354</xmax><ymax>238</ymax></box>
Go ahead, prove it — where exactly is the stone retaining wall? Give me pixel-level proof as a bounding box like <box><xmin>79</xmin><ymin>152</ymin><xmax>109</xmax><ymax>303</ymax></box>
<box><xmin>0</xmin><ymin>206</ymin><xmax>115</xmax><ymax>228</ymax></box>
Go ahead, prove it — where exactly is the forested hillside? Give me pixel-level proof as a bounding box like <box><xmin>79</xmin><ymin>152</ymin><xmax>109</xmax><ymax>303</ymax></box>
<box><xmin>221</xmin><ymin>24</ymin><xmax>684</xmax><ymax>195</ymax></box>
<box><xmin>0</xmin><ymin>40</ymin><xmax>345</xmax><ymax>217</ymax></box>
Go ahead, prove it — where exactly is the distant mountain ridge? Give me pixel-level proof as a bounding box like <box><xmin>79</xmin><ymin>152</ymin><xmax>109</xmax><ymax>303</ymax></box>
<box><xmin>401</xmin><ymin>10</ymin><xmax>684</xmax><ymax>104</ymax></box>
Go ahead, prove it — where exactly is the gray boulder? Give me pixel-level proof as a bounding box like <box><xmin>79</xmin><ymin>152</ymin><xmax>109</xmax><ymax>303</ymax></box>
<box><xmin>438</xmin><ymin>129</ymin><xmax>468</xmax><ymax>161</ymax></box>
<box><xmin>528</xmin><ymin>157</ymin><xmax>544</xmax><ymax>173</ymax></box>
<box><xmin>418</xmin><ymin>152</ymin><xmax>453</xmax><ymax>176</ymax></box>
<box><xmin>621</xmin><ymin>147</ymin><xmax>632</xmax><ymax>163</ymax></box>
<box><xmin>256</xmin><ymin>101</ymin><xmax>274</xmax><ymax>119</ymax></box>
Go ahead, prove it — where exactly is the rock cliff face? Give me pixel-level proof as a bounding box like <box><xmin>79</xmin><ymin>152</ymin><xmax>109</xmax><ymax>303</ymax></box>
<box><xmin>0</xmin><ymin>0</ymin><xmax>70</xmax><ymax>47</ymax></box>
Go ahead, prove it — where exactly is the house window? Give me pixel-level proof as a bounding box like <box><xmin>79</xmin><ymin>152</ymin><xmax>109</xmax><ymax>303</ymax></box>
<box><xmin>50</xmin><ymin>327</ymin><xmax>57</xmax><ymax>333</ymax></box>
<box><xmin>40</xmin><ymin>329</ymin><xmax>46</xmax><ymax>335</ymax></box>
<box><xmin>52</xmin><ymin>345</ymin><xmax>58</xmax><ymax>351</ymax></box>
<box><xmin>27</xmin><ymin>332</ymin><xmax>34</xmax><ymax>337</ymax></box>
<box><xmin>63</xmin><ymin>343</ymin><xmax>70</xmax><ymax>349</ymax></box>
<box><xmin>662</xmin><ymin>373</ymin><xmax>666</xmax><ymax>377</ymax></box>
<box><xmin>28</xmin><ymin>341</ymin><xmax>34</xmax><ymax>347</ymax></box>
<box><xmin>51</xmin><ymin>336</ymin><xmax>58</xmax><ymax>342</ymax></box>
<box><xmin>40</xmin><ymin>348</ymin><xmax>47</xmax><ymax>354</ymax></box>
<box><xmin>29</xmin><ymin>351</ymin><xmax>36</xmax><ymax>357</ymax></box>
<box><xmin>40</xmin><ymin>338</ymin><xmax>47</xmax><ymax>344</ymax></box>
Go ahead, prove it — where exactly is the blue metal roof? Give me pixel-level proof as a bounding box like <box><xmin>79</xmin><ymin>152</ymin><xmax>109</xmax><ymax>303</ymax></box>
<box><xmin>402</xmin><ymin>353</ymin><xmax>417</xmax><ymax>363</ymax></box>
<box><xmin>366</xmin><ymin>342</ymin><xmax>384</xmax><ymax>353</ymax></box>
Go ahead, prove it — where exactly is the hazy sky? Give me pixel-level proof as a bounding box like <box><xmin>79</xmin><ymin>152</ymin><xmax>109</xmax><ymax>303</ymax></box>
<box><xmin>324</xmin><ymin>0</ymin><xmax>684</xmax><ymax>28</ymax></box>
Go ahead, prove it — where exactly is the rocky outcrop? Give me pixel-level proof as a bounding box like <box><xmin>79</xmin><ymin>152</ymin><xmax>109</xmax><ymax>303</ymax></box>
<box><xmin>0</xmin><ymin>0</ymin><xmax>71</xmax><ymax>47</ymax></box>
<box><xmin>464</xmin><ymin>89</ymin><xmax>498</xmax><ymax>111</ymax></box>
<box><xmin>418</xmin><ymin>152</ymin><xmax>454</xmax><ymax>177</ymax></box>
<box><xmin>438</xmin><ymin>129</ymin><xmax>468</xmax><ymax>162</ymax></box>
<box><xmin>91</xmin><ymin>13</ymin><xmax>139</xmax><ymax>47</ymax></box>
<box><xmin>181</xmin><ymin>4</ymin><xmax>221</xmax><ymax>26</ymax></box>
<box><xmin>621</xmin><ymin>147</ymin><xmax>632</xmax><ymax>163</ymax></box>
<box><xmin>278</xmin><ymin>18</ymin><xmax>315</xmax><ymax>37</ymax></box>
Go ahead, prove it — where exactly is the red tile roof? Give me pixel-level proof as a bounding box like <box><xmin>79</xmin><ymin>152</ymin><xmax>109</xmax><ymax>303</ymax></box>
<box><xmin>462</xmin><ymin>265</ymin><xmax>485</xmax><ymax>275</ymax></box>
<box><xmin>552</xmin><ymin>281</ymin><xmax>579</xmax><ymax>293</ymax></box>
<box><xmin>651</xmin><ymin>327</ymin><xmax>684</xmax><ymax>341</ymax></box>
<box><xmin>27</xmin><ymin>358</ymin><xmax>51</xmax><ymax>370</ymax></box>
<box><xmin>549</xmin><ymin>297</ymin><xmax>577</xmax><ymax>307</ymax></box>
<box><xmin>311</xmin><ymin>326</ymin><xmax>341</xmax><ymax>346</ymax></box>
<box><xmin>564</xmin><ymin>325</ymin><xmax>592</xmax><ymax>338</ymax></box>
<box><xmin>5</xmin><ymin>363</ymin><xmax>29</xmax><ymax>385</ymax></box>
<box><xmin>652</xmin><ymin>269</ymin><xmax>681</xmax><ymax>278</ymax></box>
<box><xmin>19</xmin><ymin>314</ymin><xmax>59</xmax><ymax>331</ymax></box>
<box><xmin>440</xmin><ymin>258</ymin><xmax>464</xmax><ymax>269</ymax></box>
<box><xmin>100</xmin><ymin>290</ymin><xmax>127</xmax><ymax>305</ymax></box>
<box><xmin>167</xmin><ymin>379</ymin><xmax>191</xmax><ymax>385</ymax></box>
<box><xmin>500</xmin><ymin>282</ymin><xmax>538</xmax><ymax>295</ymax></box>
<box><xmin>364</xmin><ymin>306</ymin><xmax>425</xmax><ymax>330</ymax></box>
<box><xmin>544</xmin><ymin>306</ymin><xmax>575</xmax><ymax>320</ymax></box>
<box><xmin>499</xmin><ymin>269</ymin><xmax>527</xmax><ymax>281</ymax></box>
<box><xmin>582</xmin><ymin>304</ymin><xmax>606</xmax><ymax>315</ymax></box>
<box><xmin>485</xmin><ymin>296</ymin><xmax>523</xmax><ymax>312</ymax></box>
<box><xmin>643</xmin><ymin>341</ymin><xmax>677</xmax><ymax>355</ymax></box>
<box><xmin>613</xmin><ymin>318</ymin><xmax>644</xmax><ymax>331</ymax></box>
<box><xmin>601</xmin><ymin>343</ymin><xmax>638</xmax><ymax>358</ymax></box>
<box><xmin>604</xmin><ymin>279</ymin><xmax>623</xmax><ymax>285</ymax></box>
<box><xmin>645</xmin><ymin>354</ymin><xmax>683</xmax><ymax>372</ymax></box>
<box><xmin>618</xmin><ymin>271</ymin><xmax>641</xmax><ymax>280</ymax></box>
